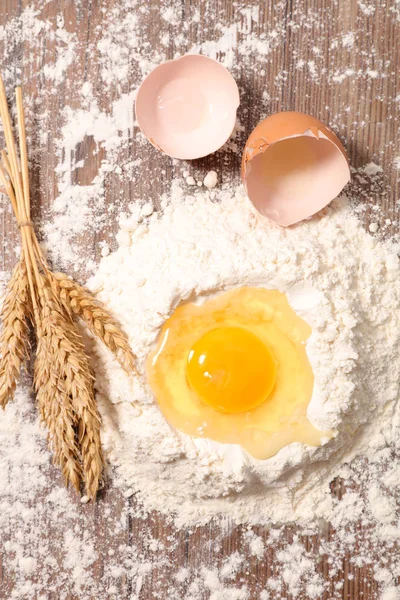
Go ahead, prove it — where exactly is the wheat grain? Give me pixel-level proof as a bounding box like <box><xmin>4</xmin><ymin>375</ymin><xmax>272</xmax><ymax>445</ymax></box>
<box><xmin>0</xmin><ymin>260</ymin><xmax>31</xmax><ymax>408</ymax></box>
<box><xmin>51</xmin><ymin>272</ymin><xmax>137</xmax><ymax>375</ymax></box>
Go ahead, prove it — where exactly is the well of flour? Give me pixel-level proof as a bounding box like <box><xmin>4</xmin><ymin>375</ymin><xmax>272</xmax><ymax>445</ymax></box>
<box><xmin>87</xmin><ymin>178</ymin><xmax>400</xmax><ymax>527</ymax></box>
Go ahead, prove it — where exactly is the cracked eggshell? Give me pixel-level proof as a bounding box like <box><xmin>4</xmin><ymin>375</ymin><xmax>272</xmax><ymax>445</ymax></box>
<box><xmin>135</xmin><ymin>55</ymin><xmax>240</xmax><ymax>160</ymax></box>
<box><xmin>242</xmin><ymin>112</ymin><xmax>351</xmax><ymax>227</ymax></box>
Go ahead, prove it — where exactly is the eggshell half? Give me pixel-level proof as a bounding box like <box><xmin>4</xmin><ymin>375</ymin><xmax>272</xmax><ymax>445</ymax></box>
<box><xmin>136</xmin><ymin>55</ymin><xmax>240</xmax><ymax>160</ymax></box>
<box><xmin>242</xmin><ymin>112</ymin><xmax>351</xmax><ymax>227</ymax></box>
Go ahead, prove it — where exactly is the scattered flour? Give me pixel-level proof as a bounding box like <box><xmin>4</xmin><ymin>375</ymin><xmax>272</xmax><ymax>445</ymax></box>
<box><xmin>247</xmin><ymin>533</ymin><xmax>265</xmax><ymax>558</ymax></box>
<box><xmin>369</xmin><ymin>222</ymin><xmax>379</xmax><ymax>233</ymax></box>
<box><xmin>361</xmin><ymin>162</ymin><xmax>384</xmax><ymax>176</ymax></box>
<box><xmin>203</xmin><ymin>170</ymin><xmax>219</xmax><ymax>188</ymax></box>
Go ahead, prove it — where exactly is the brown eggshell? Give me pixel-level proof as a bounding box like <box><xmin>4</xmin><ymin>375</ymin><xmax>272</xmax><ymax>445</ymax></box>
<box><xmin>242</xmin><ymin>112</ymin><xmax>351</xmax><ymax>227</ymax></box>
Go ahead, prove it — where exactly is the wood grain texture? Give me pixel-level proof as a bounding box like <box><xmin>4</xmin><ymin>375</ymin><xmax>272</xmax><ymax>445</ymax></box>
<box><xmin>0</xmin><ymin>0</ymin><xmax>399</xmax><ymax>598</ymax></box>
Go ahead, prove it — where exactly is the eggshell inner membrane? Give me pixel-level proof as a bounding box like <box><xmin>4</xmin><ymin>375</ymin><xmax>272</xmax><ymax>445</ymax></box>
<box><xmin>135</xmin><ymin>55</ymin><xmax>240</xmax><ymax>159</ymax></box>
<box><xmin>244</xmin><ymin>134</ymin><xmax>350</xmax><ymax>227</ymax></box>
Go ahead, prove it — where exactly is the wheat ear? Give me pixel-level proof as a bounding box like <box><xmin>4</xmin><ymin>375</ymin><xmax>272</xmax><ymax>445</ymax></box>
<box><xmin>0</xmin><ymin>259</ymin><xmax>31</xmax><ymax>408</ymax></box>
<box><xmin>34</xmin><ymin>322</ymin><xmax>83</xmax><ymax>493</ymax></box>
<box><xmin>50</xmin><ymin>272</ymin><xmax>137</xmax><ymax>375</ymax></box>
<box><xmin>34</xmin><ymin>280</ymin><xmax>104</xmax><ymax>498</ymax></box>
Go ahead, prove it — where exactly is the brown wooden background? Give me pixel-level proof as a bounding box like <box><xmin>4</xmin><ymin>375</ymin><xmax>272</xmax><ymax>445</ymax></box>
<box><xmin>1</xmin><ymin>0</ymin><xmax>399</xmax><ymax>598</ymax></box>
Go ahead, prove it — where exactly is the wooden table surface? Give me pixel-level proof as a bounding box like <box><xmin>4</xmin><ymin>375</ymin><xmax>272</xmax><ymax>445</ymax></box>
<box><xmin>1</xmin><ymin>1</ymin><xmax>399</xmax><ymax>598</ymax></box>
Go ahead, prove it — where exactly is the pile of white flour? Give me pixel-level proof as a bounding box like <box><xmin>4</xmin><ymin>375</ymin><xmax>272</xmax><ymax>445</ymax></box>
<box><xmin>87</xmin><ymin>178</ymin><xmax>400</xmax><ymax>527</ymax></box>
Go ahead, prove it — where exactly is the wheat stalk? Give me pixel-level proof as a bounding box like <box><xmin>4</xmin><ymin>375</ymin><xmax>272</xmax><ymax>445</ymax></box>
<box><xmin>0</xmin><ymin>76</ymin><xmax>136</xmax><ymax>498</ymax></box>
<box><xmin>0</xmin><ymin>259</ymin><xmax>31</xmax><ymax>408</ymax></box>
<box><xmin>50</xmin><ymin>272</ymin><xmax>137</xmax><ymax>374</ymax></box>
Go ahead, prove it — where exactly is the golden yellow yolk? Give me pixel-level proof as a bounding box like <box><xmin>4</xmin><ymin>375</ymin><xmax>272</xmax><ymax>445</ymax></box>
<box><xmin>186</xmin><ymin>326</ymin><xmax>277</xmax><ymax>413</ymax></box>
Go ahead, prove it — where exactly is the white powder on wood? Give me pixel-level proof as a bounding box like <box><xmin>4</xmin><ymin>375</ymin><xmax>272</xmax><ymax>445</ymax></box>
<box><xmin>203</xmin><ymin>170</ymin><xmax>218</xmax><ymax>188</ymax></box>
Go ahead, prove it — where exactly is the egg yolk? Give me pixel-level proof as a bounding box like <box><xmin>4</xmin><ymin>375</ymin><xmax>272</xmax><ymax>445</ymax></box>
<box><xmin>186</xmin><ymin>326</ymin><xmax>276</xmax><ymax>413</ymax></box>
<box><xmin>146</xmin><ymin>287</ymin><xmax>333</xmax><ymax>459</ymax></box>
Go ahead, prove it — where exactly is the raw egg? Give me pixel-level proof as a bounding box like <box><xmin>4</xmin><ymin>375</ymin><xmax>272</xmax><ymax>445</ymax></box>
<box><xmin>242</xmin><ymin>112</ymin><xmax>351</xmax><ymax>226</ymax></box>
<box><xmin>147</xmin><ymin>287</ymin><xmax>331</xmax><ymax>459</ymax></box>
<box><xmin>135</xmin><ymin>55</ymin><xmax>240</xmax><ymax>159</ymax></box>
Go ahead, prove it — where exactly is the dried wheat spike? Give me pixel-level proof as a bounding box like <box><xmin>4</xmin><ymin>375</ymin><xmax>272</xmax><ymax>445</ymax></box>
<box><xmin>34</xmin><ymin>281</ymin><xmax>104</xmax><ymax>498</ymax></box>
<box><xmin>35</xmin><ymin>332</ymin><xmax>83</xmax><ymax>493</ymax></box>
<box><xmin>0</xmin><ymin>260</ymin><xmax>31</xmax><ymax>408</ymax></box>
<box><xmin>51</xmin><ymin>272</ymin><xmax>137</xmax><ymax>375</ymax></box>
